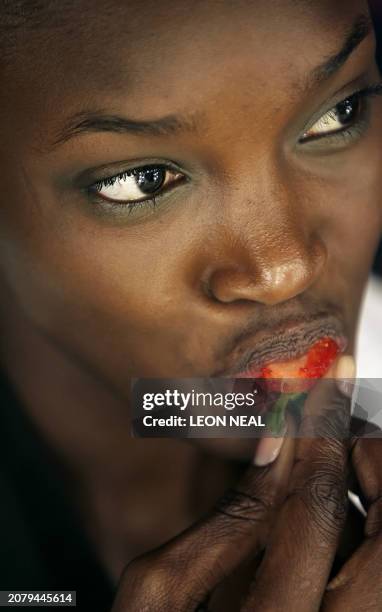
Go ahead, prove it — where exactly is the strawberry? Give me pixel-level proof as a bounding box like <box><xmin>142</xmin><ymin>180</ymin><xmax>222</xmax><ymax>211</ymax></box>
<box><xmin>260</xmin><ymin>337</ymin><xmax>340</xmax><ymax>393</ymax></box>
<box><xmin>261</xmin><ymin>337</ymin><xmax>341</xmax><ymax>433</ymax></box>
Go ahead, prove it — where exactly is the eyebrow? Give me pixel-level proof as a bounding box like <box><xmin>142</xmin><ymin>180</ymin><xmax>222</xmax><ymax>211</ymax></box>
<box><xmin>310</xmin><ymin>13</ymin><xmax>372</xmax><ymax>83</ymax></box>
<box><xmin>52</xmin><ymin>110</ymin><xmax>199</xmax><ymax>147</ymax></box>
<box><xmin>52</xmin><ymin>13</ymin><xmax>373</xmax><ymax>147</ymax></box>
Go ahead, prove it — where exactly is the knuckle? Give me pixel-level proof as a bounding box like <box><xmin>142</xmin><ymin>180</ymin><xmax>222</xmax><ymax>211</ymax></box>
<box><xmin>316</xmin><ymin>438</ymin><xmax>348</xmax><ymax>465</ymax></box>
<box><xmin>121</xmin><ymin>552</ymin><xmax>211</xmax><ymax>612</ymax></box>
<box><xmin>305</xmin><ymin>470</ymin><xmax>348</xmax><ymax>539</ymax></box>
<box><xmin>214</xmin><ymin>483</ymin><xmax>274</xmax><ymax>528</ymax></box>
<box><xmin>290</xmin><ymin>461</ymin><xmax>348</xmax><ymax>541</ymax></box>
<box><xmin>303</xmin><ymin>399</ymin><xmax>351</xmax><ymax>439</ymax></box>
<box><xmin>119</xmin><ymin>554</ymin><xmax>177</xmax><ymax>611</ymax></box>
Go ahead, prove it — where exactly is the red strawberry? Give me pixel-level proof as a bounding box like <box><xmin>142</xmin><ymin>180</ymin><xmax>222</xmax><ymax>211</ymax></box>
<box><xmin>259</xmin><ymin>337</ymin><xmax>340</xmax><ymax>393</ymax></box>
<box><xmin>262</xmin><ymin>337</ymin><xmax>341</xmax><ymax>433</ymax></box>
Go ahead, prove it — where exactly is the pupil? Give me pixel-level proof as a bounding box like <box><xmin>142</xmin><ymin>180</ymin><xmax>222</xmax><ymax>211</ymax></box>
<box><xmin>135</xmin><ymin>167</ymin><xmax>166</xmax><ymax>194</ymax></box>
<box><xmin>337</xmin><ymin>96</ymin><xmax>359</xmax><ymax>125</ymax></box>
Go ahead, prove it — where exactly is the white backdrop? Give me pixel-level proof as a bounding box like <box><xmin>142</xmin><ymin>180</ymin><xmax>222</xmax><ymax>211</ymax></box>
<box><xmin>357</xmin><ymin>274</ymin><xmax>382</xmax><ymax>378</ymax></box>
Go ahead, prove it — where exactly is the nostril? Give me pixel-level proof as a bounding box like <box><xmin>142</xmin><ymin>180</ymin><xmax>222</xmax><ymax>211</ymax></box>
<box><xmin>207</xmin><ymin>266</ymin><xmax>258</xmax><ymax>304</ymax></box>
<box><xmin>200</xmin><ymin>274</ymin><xmax>216</xmax><ymax>300</ymax></box>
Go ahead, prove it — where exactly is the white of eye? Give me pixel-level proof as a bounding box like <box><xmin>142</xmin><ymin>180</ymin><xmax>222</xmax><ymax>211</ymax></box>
<box><xmin>302</xmin><ymin>96</ymin><xmax>360</xmax><ymax>141</ymax></box>
<box><xmin>94</xmin><ymin>167</ymin><xmax>182</xmax><ymax>203</ymax></box>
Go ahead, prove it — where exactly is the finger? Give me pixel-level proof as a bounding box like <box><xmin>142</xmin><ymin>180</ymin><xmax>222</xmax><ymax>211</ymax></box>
<box><xmin>111</xmin><ymin>428</ymin><xmax>295</xmax><ymax>612</ymax></box>
<box><xmin>242</xmin><ymin>356</ymin><xmax>354</xmax><ymax>612</ymax></box>
<box><xmin>322</xmin><ymin>530</ymin><xmax>382</xmax><ymax>611</ymax></box>
<box><xmin>346</xmin><ymin>415</ymin><xmax>382</xmax><ymax>516</ymax></box>
<box><xmin>321</xmin><ymin>435</ymin><xmax>382</xmax><ymax>611</ymax></box>
<box><xmin>351</xmin><ymin>436</ymin><xmax>382</xmax><ymax>536</ymax></box>
<box><xmin>334</xmin><ymin>355</ymin><xmax>357</xmax><ymax>400</ymax></box>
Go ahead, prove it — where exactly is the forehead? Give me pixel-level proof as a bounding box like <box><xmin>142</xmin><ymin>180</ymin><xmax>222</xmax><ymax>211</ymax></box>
<box><xmin>2</xmin><ymin>0</ymin><xmax>372</xmax><ymax>133</ymax></box>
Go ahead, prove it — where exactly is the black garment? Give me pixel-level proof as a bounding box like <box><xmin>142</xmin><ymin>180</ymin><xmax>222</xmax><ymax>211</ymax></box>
<box><xmin>0</xmin><ymin>374</ymin><xmax>114</xmax><ymax>612</ymax></box>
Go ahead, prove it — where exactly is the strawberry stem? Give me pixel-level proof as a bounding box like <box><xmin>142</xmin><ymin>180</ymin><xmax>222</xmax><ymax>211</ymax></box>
<box><xmin>266</xmin><ymin>392</ymin><xmax>307</xmax><ymax>435</ymax></box>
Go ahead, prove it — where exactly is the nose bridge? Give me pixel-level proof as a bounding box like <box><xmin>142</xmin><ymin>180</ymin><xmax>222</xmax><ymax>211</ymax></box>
<box><xmin>227</xmin><ymin>158</ymin><xmax>312</xmax><ymax>264</ymax></box>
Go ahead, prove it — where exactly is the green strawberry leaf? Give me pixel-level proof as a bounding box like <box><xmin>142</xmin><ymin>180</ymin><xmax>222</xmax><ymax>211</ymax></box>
<box><xmin>266</xmin><ymin>391</ymin><xmax>308</xmax><ymax>435</ymax></box>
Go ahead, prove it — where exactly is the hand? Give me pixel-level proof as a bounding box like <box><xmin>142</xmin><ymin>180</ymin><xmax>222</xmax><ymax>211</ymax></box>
<box><xmin>241</xmin><ymin>357</ymin><xmax>382</xmax><ymax>612</ymax></box>
<box><xmin>244</xmin><ymin>356</ymin><xmax>382</xmax><ymax>612</ymax></box>
<box><xmin>111</xmin><ymin>429</ymin><xmax>295</xmax><ymax>611</ymax></box>
<box><xmin>111</xmin><ymin>356</ymin><xmax>353</xmax><ymax>612</ymax></box>
<box><xmin>321</xmin><ymin>433</ymin><xmax>382</xmax><ymax>611</ymax></box>
<box><xmin>240</xmin><ymin>357</ymin><xmax>353</xmax><ymax>611</ymax></box>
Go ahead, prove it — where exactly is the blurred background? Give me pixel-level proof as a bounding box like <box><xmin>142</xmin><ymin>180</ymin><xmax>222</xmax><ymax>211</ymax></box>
<box><xmin>373</xmin><ymin>0</ymin><xmax>381</xmax><ymax>280</ymax></box>
<box><xmin>356</xmin><ymin>1</ymin><xmax>382</xmax><ymax>377</ymax></box>
<box><xmin>374</xmin><ymin>0</ymin><xmax>382</xmax><ymax>280</ymax></box>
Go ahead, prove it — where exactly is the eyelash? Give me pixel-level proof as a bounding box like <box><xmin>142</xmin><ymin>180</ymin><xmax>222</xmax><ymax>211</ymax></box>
<box><xmin>88</xmin><ymin>166</ymin><xmax>184</xmax><ymax>215</ymax></box>
<box><xmin>87</xmin><ymin>80</ymin><xmax>382</xmax><ymax>214</ymax></box>
<box><xmin>300</xmin><ymin>81</ymin><xmax>382</xmax><ymax>144</ymax></box>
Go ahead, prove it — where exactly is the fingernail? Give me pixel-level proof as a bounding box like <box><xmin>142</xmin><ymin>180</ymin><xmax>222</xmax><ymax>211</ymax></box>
<box><xmin>335</xmin><ymin>355</ymin><xmax>356</xmax><ymax>398</ymax></box>
<box><xmin>326</xmin><ymin>573</ymin><xmax>349</xmax><ymax>592</ymax></box>
<box><xmin>335</xmin><ymin>355</ymin><xmax>356</xmax><ymax>379</ymax></box>
<box><xmin>253</xmin><ymin>427</ymin><xmax>287</xmax><ymax>467</ymax></box>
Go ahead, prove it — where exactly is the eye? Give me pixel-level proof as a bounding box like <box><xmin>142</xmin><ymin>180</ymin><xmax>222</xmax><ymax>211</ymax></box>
<box><xmin>300</xmin><ymin>93</ymin><xmax>363</xmax><ymax>142</ymax></box>
<box><xmin>90</xmin><ymin>165</ymin><xmax>184</xmax><ymax>204</ymax></box>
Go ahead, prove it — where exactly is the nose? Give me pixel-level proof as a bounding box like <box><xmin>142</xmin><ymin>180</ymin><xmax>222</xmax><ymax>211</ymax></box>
<box><xmin>207</xmin><ymin>231</ymin><xmax>327</xmax><ymax>306</ymax></box>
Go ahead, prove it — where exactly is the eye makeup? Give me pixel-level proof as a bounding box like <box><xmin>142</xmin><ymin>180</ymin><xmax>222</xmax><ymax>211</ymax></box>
<box><xmin>299</xmin><ymin>81</ymin><xmax>382</xmax><ymax>146</ymax></box>
<box><xmin>81</xmin><ymin>79</ymin><xmax>382</xmax><ymax>219</ymax></box>
<box><xmin>81</xmin><ymin>160</ymin><xmax>190</xmax><ymax>219</ymax></box>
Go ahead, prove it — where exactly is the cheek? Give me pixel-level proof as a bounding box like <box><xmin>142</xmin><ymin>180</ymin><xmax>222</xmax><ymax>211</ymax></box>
<box><xmin>300</xmin><ymin>145</ymin><xmax>382</xmax><ymax>330</ymax></box>
<box><xmin>288</xmin><ymin>130</ymin><xmax>382</xmax><ymax>347</ymax></box>
<box><xmin>342</xmin><ymin>175</ymin><xmax>380</xmax><ymax>280</ymax></box>
<box><xmin>0</xmin><ymin>193</ymin><xmax>202</xmax><ymax>381</ymax></box>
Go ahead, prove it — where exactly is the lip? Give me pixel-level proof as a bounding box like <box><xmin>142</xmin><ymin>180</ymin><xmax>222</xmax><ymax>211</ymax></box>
<box><xmin>222</xmin><ymin>315</ymin><xmax>348</xmax><ymax>378</ymax></box>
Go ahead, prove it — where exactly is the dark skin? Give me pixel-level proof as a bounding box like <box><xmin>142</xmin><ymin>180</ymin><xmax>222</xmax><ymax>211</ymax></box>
<box><xmin>1</xmin><ymin>0</ymin><xmax>382</xmax><ymax>609</ymax></box>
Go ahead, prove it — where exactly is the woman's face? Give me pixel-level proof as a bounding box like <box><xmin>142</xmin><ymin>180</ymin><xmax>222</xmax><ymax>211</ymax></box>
<box><xmin>0</xmin><ymin>0</ymin><xmax>381</xmax><ymax>400</ymax></box>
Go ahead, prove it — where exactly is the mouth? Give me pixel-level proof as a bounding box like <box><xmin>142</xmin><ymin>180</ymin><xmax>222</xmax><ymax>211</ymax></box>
<box><xmin>222</xmin><ymin>315</ymin><xmax>348</xmax><ymax>381</ymax></box>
